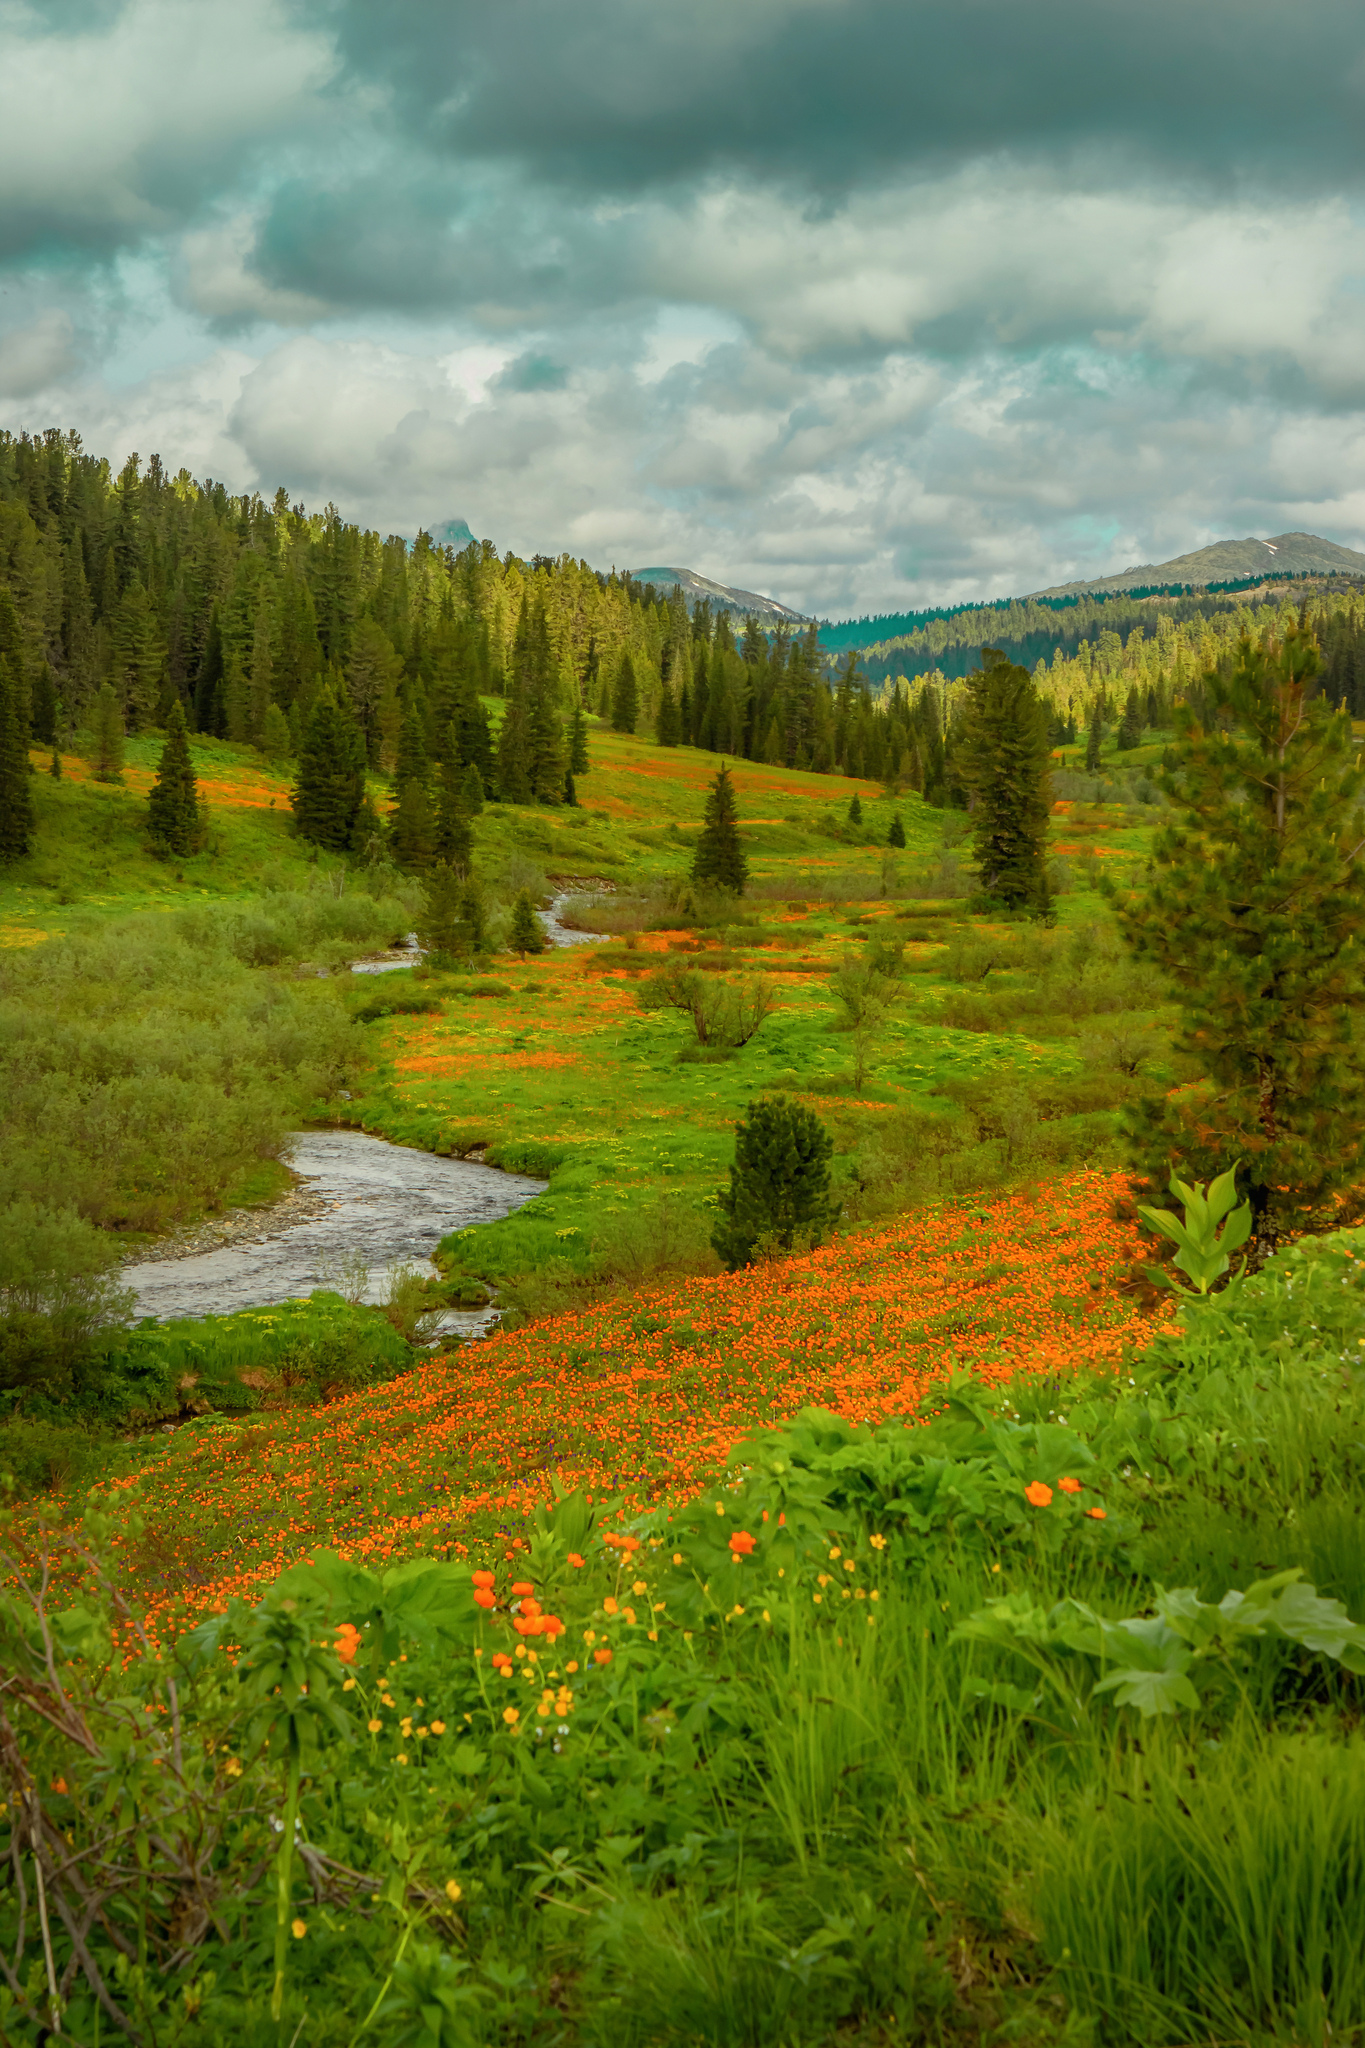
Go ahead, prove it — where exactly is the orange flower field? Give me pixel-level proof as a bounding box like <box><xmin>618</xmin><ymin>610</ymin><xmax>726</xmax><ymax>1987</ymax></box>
<box><xmin>88</xmin><ymin>1170</ymin><xmax>1164</xmax><ymax>1640</ymax></box>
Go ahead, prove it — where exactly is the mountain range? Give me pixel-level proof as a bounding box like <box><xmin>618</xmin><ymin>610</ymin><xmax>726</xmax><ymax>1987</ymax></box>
<box><xmin>1032</xmin><ymin>531</ymin><xmax>1365</xmax><ymax>598</ymax></box>
<box><xmin>627</xmin><ymin>565</ymin><xmax>810</xmax><ymax>623</ymax></box>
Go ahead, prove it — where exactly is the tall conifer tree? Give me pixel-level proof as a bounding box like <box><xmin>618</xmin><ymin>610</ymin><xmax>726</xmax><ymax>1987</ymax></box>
<box><xmin>611</xmin><ymin>651</ymin><xmax>639</xmax><ymax>733</ymax></box>
<box><xmin>147</xmin><ymin>699</ymin><xmax>200</xmax><ymax>856</ymax></box>
<box><xmin>1117</xmin><ymin>624</ymin><xmax>1365</xmax><ymax>1248</ymax></box>
<box><xmin>292</xmin><ymin>691</ymin><xmax>366</xmax><ymax>850</ymax></box>
<box><xmin>959</xmin><ymin>647</ymin><xmax>1052</xmax><ymax>915</ymax></box>
<box><xmin>0</xmin><ymin>663</ymin><xmax>34</xmax><ymax>865</ymax></box>
<box><xmin>692</xmin><ymin>764</ymin><xmax>748</xmax><ymax>894</ymax></box>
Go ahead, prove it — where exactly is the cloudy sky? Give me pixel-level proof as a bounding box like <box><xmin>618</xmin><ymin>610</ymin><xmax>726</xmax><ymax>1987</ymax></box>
<box><xmin>2</xmin><ymin>0</ymin><xmax>1364</xmax><ymax>614</ymax></box>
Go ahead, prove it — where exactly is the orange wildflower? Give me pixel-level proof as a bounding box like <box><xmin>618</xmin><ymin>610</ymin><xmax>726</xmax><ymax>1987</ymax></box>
<box><xmin>1058</xmin><ymin>1477</ymin><xmax>1083</xmax><ymax>1495</ymax></box>
<box><xmin>728</xmin><ymin>1531</ymin><xmax>757</xmax><ymax>1556</ymax></box>
<box><xmin>1024</xmin><ymin>1481</ymin><xmax>1053</xmax><ymax>1507</ymax></box>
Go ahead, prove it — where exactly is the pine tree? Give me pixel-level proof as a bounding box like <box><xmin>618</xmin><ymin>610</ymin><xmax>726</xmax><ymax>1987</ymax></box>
<box><xmin>691</xmin><ymin>764</ymin><xmax>748</xmax><ymax>895</ymax></box>
<box><xmin>193</xmin><ymin>607</ymin><xmax>225</xmax><ymax>735</ymax></box>
<box><xmin>261</xmin><ymin>702</ymin><xmax>292</xmax><ymax>761</ymax></box>
<box><xmin>495</xmin><ymin>696</ymin><xmax>533</xmax><ymax>802</ymax></box>
<box><xmin>0</xmin><ymin>663</ymin><xmax>34</xmax><ymax>865</ymax></box>
<box><xmin>1084</xmin><ymin>698</ymin><xmax>1103</xmax><ymax>772</ymax></box>
<box><xmin>611</xmin><ymin>651</ymin><xmax>639</xmax><ymax>734</ymax></box>
<box><xmin>434</xmin><ymin>735</ymin><xmax>475</xmax><ymax>872</ymax></box>
<box><xmin>393</xmin><ymin>705</ymin><xmax>430</xmax><ymax>792</ymax></box>
<box><xmin>420</xmin><ymin>863</ymin><xmax>485</xmax><ymax>964</ymax></box>
<box><xmin>49</xmin><ymin>742</ymin><xmax>61</xmax><ymax>780</ymax></box>
<box><xmin>89</xmin><ymin>683</ymin><xmax>125</xmax><ymax>784</ymax></box>
<box><xmin>656</xmin><ymin>681</ymin><xmax>682</xmax><ymax>746</ymax></box>
<box><xmin>1118</xmin><ymin>686</ymin><xmax>1143</xmax><ymax>750</ymax></box>
<box><xmin>888</xmin><ymin>813</ymin><xmax>905</xmax><ymax>847</ymax></box>
<box><xmin>508</xmin><ymin>888</ymin><xmax>547</xmax><ymax>955</ymax></box>
<box><xmin>461</xmin><ymin>759</ymin><xmax>485</xmax><ymax>815</ymax></box>
<box><xmin>147</xmin><ymin>699</ymin><xmax>201</xmax><ymax>856</ymax></box>
<box><xmin>959</xmin><ymin>647</ymin><xmax>1052</xmax><ymax>916</ymax></box>
<box><xmin>564</xmin><ymin>769</ymin><xmax>578</xmax><ymax>807</ymax></box>
<box><xmin>388</xmin><ymin>779</ymin><xmax>436</xmax><ymax>871</ymax></box>
<box><xmin>712</xmin><ymin>1097</ymin><xmax>839</xmax><ymax>1271</ymax></box>
<box><xmin>248</xmin><ymin>601</ymin><xmax>274</xmax><ymax>745</ymax></box>
<box><xmin>1116</xmin><ymin>623</ymin><xmax>1365</xmax><ymax>1250</ymax></box>
<box><xmin>847</xmin><ymin>793</ymin><xmax>863</xmax><ymax>826</ymax></box>
<box><xmin>568</xmin><ymin>704</ymin><xmax>590</xmax><ymax>774</ymax></box>
<box><xmin>291</xmin><ymin>691</ymin><xmax>366</xmax><ymax>850</ymax></box>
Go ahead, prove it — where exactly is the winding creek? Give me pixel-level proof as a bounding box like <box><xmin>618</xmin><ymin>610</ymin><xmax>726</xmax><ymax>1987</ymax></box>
<box><xmin>121</xmin><ymin>1130</ymin><xmax>547</xmax><ymax>1335</ymax></box>
<box><xmin>121</xmin><ymin>890</ymin><xmax>607</xmax><ymax>1333</ymax></box>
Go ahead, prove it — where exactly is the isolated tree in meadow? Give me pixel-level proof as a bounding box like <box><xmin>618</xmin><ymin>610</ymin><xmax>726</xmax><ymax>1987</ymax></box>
<box><xmin>712</xmin><ymin>1096</ymin><xmax>839</xmax><ymax>1270</ymax></box>
<box><xmin>509</xmin><ymin>888</ymin><xmax>547</xmax><ymax>955</ymax></box>
<box><xmin>611</xmin><ymin>651</ymin><xmax>639</xmax><ymax>734</ymax></box>
<box><xmin>292</xmin><ymin>690</ymin><xmax>366</xmax><ymax>850</ymax></box>
<box><xmin>146</xmin><ymin>699</ymin><xmax>201</xmax><ymax>857</ymax></box>
<box><xmin>1117</xmin><ymin>622</ymin><xmax>1365</xmax><ymax>1249</ymax></box>
<box><xmin>958</xmin><ymin>647</ymin><xmax>1053</xmax><ymax>915</ymax></box>
<box><xmin>888</xmin><ymin>813</ymin><xmax>906</xmax><ymax>847</ymax></box>
<box><xmin>847</xmin><ymin>792</ymin><xmax>863</xmax><ymax>826</ymax></box>
<box><xmin>89</xmin><ymin>683</ymin><xmax>125</xmax><ymax>784</ymax></box>
<box><xmin>691</xmin><ymin>763</ymin><xmax>748</xmax><ymax>895</ymax></box>
<box><xmin>0</xmin><ymin>662</ymin><xmax>34</xmax><ymax>865</ymax></box>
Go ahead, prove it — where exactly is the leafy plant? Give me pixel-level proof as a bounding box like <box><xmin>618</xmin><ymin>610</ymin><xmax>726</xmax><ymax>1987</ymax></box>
<box><xmin>1137</xmin><ymin>1162</ymin><xmax>1251</xmax><ymax>1295</ymax></box>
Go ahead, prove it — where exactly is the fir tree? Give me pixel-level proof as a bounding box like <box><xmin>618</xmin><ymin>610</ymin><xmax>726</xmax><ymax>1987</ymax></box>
<box><xmin>49</xmin><ymin>742</ymin><xmax>61</xmax><ymax>780</ymax></box>
<box><xmin>1084</xmin><ymin>698</ymin><xmax>1103</xmax><ymax>772</ymax></box>
<box><xmin>420</xmin><ymin>863</ymin><xmax>485</xmax><ymax>964</ymax></box>
<box><xmin>260</xmin><ymin>702</ymin><xmax>292</xmax><ymax>762</ymax></box>
<box><xmin>959</xmin><ymin>647</ymin><xmax>1052</xmax><ymax>916</ymax></box>
<box><xmin>564</xmin><ymin>769</ymin><xmax>578</xmax><ymax>807</ymax></box>
<box><xmin>611</xmin><ymin>651</ymin><xmax>639</xmax><ymax>734</ymax></box>
<box><xmin>495</xmin><ymin>696</ymin><xmax>533</xmax><ymax>803</ymax></box>
<box><xmin>712</xmin><ymin>1097</ymin><xmax>838</xmax><ymax>1271</ymax></box>
<box><xmin>434</xmin><ymin>743</ymin><xmax>474</xmax><ymax>873</ymax></box>
<box><xmin>193</xmin><ymin>607</ymin><xmax>225</xmax><ymax>735</ymax></box>
<box><xmin>89</xmin><ymin>683</ymin><xmax>125</xmax><ymax>784</ymax></box>
<box><xmin>393</xmin><ymin>705</ymin><xmax>430</xmax><ymax>792</ymax></box>
<box><xmin>247</xmin><ymin>601</ymin><xmax>274</xmax><ymax>745</ymax></box>
<box><xmin>847</xmin><ymin>793</ymin><xmax>863</xmax><ymax>826</ymax></box>
<box><xmin>1118</xmin><ymin>686</ymin><xmax>1143</xmax><ymax>750</ymax></box>
<box><xmin>0</xmin><ymin>663</ymin><xmax>34</xmax><ymax>865</ymax></box>
<box><xmin>691</xmin><ymin>764</ymin><xmax>748</xmax><ymax>895</ymax></box>
<box><xmin>388</xmin><ymin>779</ymin><xmax>436</xmax><ymax>871</ymax></box>
<box><xmin>146</xmin><ymin>699</ymin><xmax>201</xmax><ymax>857</ymax></box>
<box><xmin>461</xmin><ymin>759</ymin><xmax>485</xmax><ymax>814</ymax></box>
<box><xmin>568</xmin><ymin>704</ymin><xmax>590</xmax><ymax>774</ymax></box>
<box><xmin>509</xmin><ymin>888</ymin><xmax>547</xmax><ymax>955</ymax></box>
<box><xmin>888</xmin><ymin>813</ymin><xmax>905</xmax><ymax>847</ymax></box>
<box><xmin>1116</xmin><ymin>624</ymin><xmax>1365</xmax><ymax>1250</ymax></box>
<box><xmin>656</xmin><ymin>681</ymin><xmax>682</xmax><ymax>746</ymax></box>
<box><xmin>291</xmin><ymin>691</ymin><xmax>366</xmax><ymax>850</ymax></box>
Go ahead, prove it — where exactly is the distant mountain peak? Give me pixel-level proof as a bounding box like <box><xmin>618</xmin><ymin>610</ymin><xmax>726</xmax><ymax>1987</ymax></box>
<box><xmin>629</xmin><ymin>564</ymin><xmax>809</xmax><ymax>623</ymax></box>
<box><xmin>1031</xmin><ymin>531</ymin><xmax>1365</xmax><ymax>598</ymax></box>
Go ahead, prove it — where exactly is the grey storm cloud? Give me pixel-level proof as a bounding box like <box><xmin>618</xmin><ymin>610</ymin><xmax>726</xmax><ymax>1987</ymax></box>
<box><xmin>321</xmin><ymin>0</ymin><xmax>1365</xmax><ymax>195</ymax></box>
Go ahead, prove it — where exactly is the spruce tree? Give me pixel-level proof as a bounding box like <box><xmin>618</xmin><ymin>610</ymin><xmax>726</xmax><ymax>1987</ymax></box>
<box><xmin>260</xmin><ymin>702</ymin><xmax>292</xmax><ymax>762</ymax></box>
<box><xmin>0</xmin><ymin>664</ymin><xmax>34</xmax><ymax>865</ymax></box>
<box><xmin>434</xmin><ymin>739</ymin><xmax>475</xmax><ymax>872</ymax></box>
<box><xmin>656</xmin><ymin>681</ymin><xmax>682</xmax><ymax>746</ymax></box>
<box><xmin>611</xmin><ymin>651</ymin><xmax>639</xmax><ymax>733</ymax></box>
<box><xmin>89</xmin><ymin>684</ymin><xmax>125</xmax><ymax>784</ymax></box>
<box><xmin>888</xmin><ymin>813</ymin><xmax>905</xmax><ymax>847</ymax></box>
<box><xmin>495</xmin><ymin>697</ymin><xmax>533</xmax><ymax>803</ymax></box>
<box><xmin>420</xmin><ymin>862</ymin><xmax>485</xmax><ymax>964</ymax></box>
<box><xmin>1118</xmin><ymin>686</ymin><xmax>1143</xmax><ymax>750</ymax></box>
<box><xmin>49</xmin><ymin>742</ymin><xmax>62</xmax><ymax>780</ymax></box>
<box><xmin>147</xmin><ymin>699</ymin><xmax>201</xmax><ymax>856</ymax></box>
<box><xmin>712</xmin><ymin>1097</ymin><xmax>839</xmax><ymax>1271</ymax></box>
<box><xmin>509</xmin><ymin>888</ymin><xmax>547</xmax><ymax>955</ymax></box>
<box><xmin>461</xmin><ymin>758</ymin><xmax>485</xmax><ymax>815</ymax></box>
<box><xmin>847</xmin><ymin>793</ymin><xmax>863</xmax><ymax>826</ymax></box>
<box><xmin>691</xmin><ymin>764</ymin><xmax>748</xmax><ymax>894</ymax></box>
<box><xmin>193</xmin><ymin>606</ymin><xmax>225</xmax><ymax>735</ymax></box>
<box><xmin>568</xmin><ymin>704</ymin><xmax>590</xmax><ymax>774</ymax></box>
<box><xmin>959</xmin><ymin>647</ymin><xmax>1052</xmax><ymax>915</ymax></box>
<box><xmin>388</xmin><ymin>779</ymin><xmax>436</xmax><ymax>871</ymax></box>
<box><xmin>1084</xmin><ymin>698</ymin><xmax>1103</xmax><ymax>772</ymax></box>
<box><xmin>291</xmin><ymin>691</ymin><xmax>365</xmax><ymax>850</ymax></box>
<box><xmin>1116</xmin><ymin>623</ymin><xmax>1365</xmax><ymax>1249</ymax></box>
<box><xmin>564</xmin><ymin>769</ymin><xmax>578</xmax><ymax>807</ymax></box>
